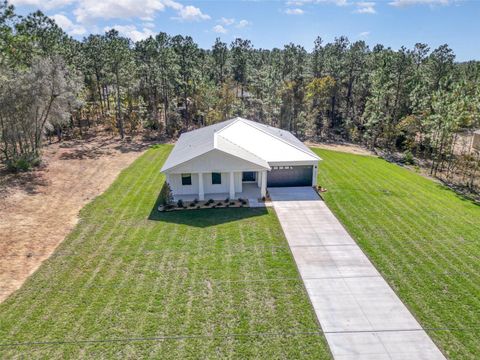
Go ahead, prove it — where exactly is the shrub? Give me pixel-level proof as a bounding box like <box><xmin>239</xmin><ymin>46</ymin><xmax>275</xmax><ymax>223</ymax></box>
<box><xmin>189</xmin><ymin>202</ymin><xmax>195</xmax><ymax>207</ymax></box>
<box><xmin>177</xmin><ymin>199</ymin><xmax>184</xmax><ymax>208</ymax></box>
<box><xmin>229</xmin><ymin>201</ymin><xmax>235</xmax><ymax>205</ymax></box>
<box><xmin>403</xmin><ymin>150</ymin><xmax>415</xmax><ymax>165</ymax></box>
<box><xmin>225</xmin><ymin>197</ymin><xmax>230</xmax><ymax>203</ymax></box>
<box><xmin>193</xmin><ymin>198</ymin><xmax>199</xmax><ymax>204</ymax></box>
<box><xmin>6</xmin><ymin>154</ymin><xmax>41</xmax><ymax>172</ymax></box>
<box><xmin>207</xmin><ymin>199</ymin><xmax>214</xmax><ymax>205</ymax></box>
<box><xmin>159</xmin><ymin>183</ymin><xmax>174</xmax><ymax>206</ymax></box>
<box><xmin>217</xmin><ymin>202</ymin><xmax>223</xmax><ymax>206</ymax></box>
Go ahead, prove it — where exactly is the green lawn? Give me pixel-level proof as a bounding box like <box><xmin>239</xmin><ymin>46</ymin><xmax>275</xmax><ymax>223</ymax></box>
<box><xmin>315</xmin><ymin>149</ymin><xmax>480</xmax><ymax>360</ymax></box>
<box><xmin>0</xmin><ymin>145</ymin><xmax>331</xmax><ymax>359</ymax></box>
<box><xmin>2</xmin><ymin>145</ymin><xmax>479</xmax><ymax>359</ymax></box>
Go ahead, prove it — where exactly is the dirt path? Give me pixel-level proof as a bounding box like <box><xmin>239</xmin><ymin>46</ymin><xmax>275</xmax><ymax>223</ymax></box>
<box><xmin>0</xmin><ymin>134</ymin><xmax>151</xmax><ymax>303</ymax></box>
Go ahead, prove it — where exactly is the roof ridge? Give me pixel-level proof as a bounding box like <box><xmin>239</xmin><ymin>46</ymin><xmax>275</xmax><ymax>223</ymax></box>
<box><xmin>238</xmin><ymin>118</ymin><xmax>320</xmax><ymax>160</ymax></box>
<box><xmin>216</xmin><ymin>133</ymin><xmax>270</xmax><ymax>169</ymax></box>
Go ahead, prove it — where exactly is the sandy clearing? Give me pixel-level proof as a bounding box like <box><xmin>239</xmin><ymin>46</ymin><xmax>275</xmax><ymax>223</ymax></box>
<box><xmin>305</xmin><ymin>141</ymin><xmax>376</xmax><ymax>157</ymax></box>
<box><xmin>0</xmin><ymin>134</ymin><xmax>151</xmax><ymax>303</ymax></box>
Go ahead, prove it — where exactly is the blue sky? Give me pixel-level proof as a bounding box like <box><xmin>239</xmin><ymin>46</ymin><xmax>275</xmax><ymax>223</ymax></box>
<box><xmin>10</xmin><ymin>0</ymin><xmax>480</xmax><ymax>61</ymax></box>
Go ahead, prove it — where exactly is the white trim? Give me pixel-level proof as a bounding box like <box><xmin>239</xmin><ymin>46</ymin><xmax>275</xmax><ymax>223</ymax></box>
<box><xmin>229</xmin><ymin>171</ymin><xmax>235</xmax><ymax>199</ymax></box>
<box><xmin>260</xmin><ymin>170</ymin><xmax>267</xmax><ymax>197</ymax></box>
<box><xmin>164</xmin><ymin>148</ymin><xmax>270</xmax><ymax>174</ymax></box>
<box><xmin>198</xmin><ymin>172</ymin><xmax>204</xmax><ymax>200</ymax></box>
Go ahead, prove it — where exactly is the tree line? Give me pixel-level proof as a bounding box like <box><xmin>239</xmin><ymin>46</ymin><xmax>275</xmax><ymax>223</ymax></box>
<box><xmin>0</xmin><ymin>2</ymin><xmax>478</xmax><ymax>191</ymax></box>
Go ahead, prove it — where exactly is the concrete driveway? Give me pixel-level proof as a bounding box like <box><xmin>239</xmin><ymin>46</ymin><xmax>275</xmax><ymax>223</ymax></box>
<box><xmin>269</xmin><ymin>187</ymin><xmax>445</xmax><ymax>360</ymax></box>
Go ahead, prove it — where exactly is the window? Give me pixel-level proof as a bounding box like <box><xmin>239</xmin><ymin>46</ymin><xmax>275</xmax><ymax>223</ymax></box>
<box><xmin>242</xmin><ymin>171</ymin><xmax>256</xmax><ymax>182</ymax></box>
<box><xmin>212</xmin><ymin>172</ymin><xmax>222</xmax><ymax>185</ymax></box>
<box><xmin>181</xmin><ymin>173</ymin><xmax>192</xmax><ymax>185</ymax></box>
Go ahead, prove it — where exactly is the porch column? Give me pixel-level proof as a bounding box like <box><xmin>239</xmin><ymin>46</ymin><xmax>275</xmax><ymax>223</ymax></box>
<box><xmin>260</xmin><ymin>170</ymin><xmax>267</xmax><ymax>198</ymax></box>
<box><xmin>257</xmin><ymin>171</ymin><xmax>261</xmax><ymax>188</ymax></box>
<box><xmin>312</xmin><ymin>165</ymin><xmax>318</xmax><ymax>186</ymax></box>
<box><xmin>229</xmin><ymin>171</ymin><xmax>235</xmax><ymax>199</ymax></box>
<box><xmin>198</xmin><ymin>172</ymin><xmax>204</xmax><ymax>201</ymax></box>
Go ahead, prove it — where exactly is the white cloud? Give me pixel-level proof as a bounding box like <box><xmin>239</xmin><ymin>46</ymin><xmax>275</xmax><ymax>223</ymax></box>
<box><xmin>173</xmin><ymin>5</ymin><xmax>210</xmax><ymax>21</ymax></box>
<box><xmin>389</xmin><ymin>0</ymin><xmax>452</xmax><ymax>6</ymax></box>
<box><xmin>67</xmin><ymin>0</ymin><xmax>209</xmax><ymax>24</ymax></box>
<box><xmin>212</xmin><ymin>24</ymin><xmax>227</xmax><ymax>34</ymax></box>
<box><xmin>219</xmin><ymin>17</ymin><xmax>235</xmax><ymax>25</ymax></box>
<box><xmin>354</xmin><ymin>1</ymin><xmax>376</xmax><ymax>13</ymax></box>
<box><xmin>51</xmin><ymin>13</ymin><xmax>86</xmax><ymax>35</ymax></box>
<box><xmin>74</xmin><ymin>0</ymin><xmax>170</xmax><ymax>23</ymax></box>
<box><xmin>236</xmin><ymin>19</ymin><xmax>250</xmax><ymax>28</ymax></box>
<box><xmin>358</xmin><ymin>31</ymin><xmax>370</xmax><ymax>38</ymax></box>
<box><xmin>104</xmin><ymin>24</ymin><xmax>155</xmax><ymax>42</ymax></box>
<box><xmin>10</xmin><ymin>0</ymin><xmax>74</xmax><ymax>10</ymax></box>
<box><xmin>286</xmin><ymin>0</ymin><xmax>348</xmax><ymax>6</ymax></box>
<box><xmin>285</xmin><ymin>8</ymin><xmax>305</xmax><ymax>14</ymax></box>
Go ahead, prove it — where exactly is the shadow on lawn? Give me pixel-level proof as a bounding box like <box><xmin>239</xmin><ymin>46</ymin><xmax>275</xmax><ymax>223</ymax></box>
<box><xmin>148</xmin><ymin>189</ymin><xmax>268</xmax><ymax>227</ymax></box>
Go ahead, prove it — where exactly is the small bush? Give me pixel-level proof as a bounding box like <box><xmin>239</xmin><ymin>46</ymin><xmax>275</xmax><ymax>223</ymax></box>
<box><xmin>159</xmin><ymin>183</ymin><xmax>174</xmax><ymax>206</ymax></box>
<box><xmin>216</xmin><ymin>202</ymin><xmax>223</xmax><ymax>206</ymax></box>
<box><xmin>229</xmin><ymin>201</ymin><xmax>235</xmax><ymax>205</ymax></box>
<box><xmin>193</xmin><ymin>198</ymin><xmax>199</xmax><ymax>204</ymax></box>
<box><xmin>177</xmin><ymin>199</ymin><xmax>184</xmax><ymax>208</ymax></box>
<box><xmin>6</xmin><ymin>155</ymin><xmax>41</xmax><ymax>172</ymax></box>
<box><xmin>207</xmin><ymin>199</ymin><xmax>214</xmax><ymax>205</ymax></box>
<box><xmin>189</xmin><ymin>202</ymin><xmax>195</xmax><ymax>207</ymax></box>
<box><xmin>403</xmin><ymin>150</ymin><xmax>415</xmax><ymax>165</ymax></box>
<box><xmin>225</xmin><ymin>197</ymin><xmax>230</xmax><ymax>203</ymax></box>
<box><xmin>196</xmin><ymin>205</ymin><xmax>201</xmax><ymax>209</ymax></box>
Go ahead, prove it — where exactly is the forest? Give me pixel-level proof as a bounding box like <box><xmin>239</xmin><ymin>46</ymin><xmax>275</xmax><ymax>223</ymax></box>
<box><xmin>0</xmin><ymin>1</ymin><xmax>479</xmax><ymax>193</ymax></box>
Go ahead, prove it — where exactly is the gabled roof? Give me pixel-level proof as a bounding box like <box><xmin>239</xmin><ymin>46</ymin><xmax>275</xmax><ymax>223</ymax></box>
<box><xmin>161</xmin><ymin>117</ymin><xmax>320</xmax><ymax>173</ymax></box>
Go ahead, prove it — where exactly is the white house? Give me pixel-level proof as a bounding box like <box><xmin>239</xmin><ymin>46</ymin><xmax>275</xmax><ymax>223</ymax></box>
<box><xmin>161</xmin><ymin>117</ymin><xmax>321</xmax><ymax>201</ymax></box>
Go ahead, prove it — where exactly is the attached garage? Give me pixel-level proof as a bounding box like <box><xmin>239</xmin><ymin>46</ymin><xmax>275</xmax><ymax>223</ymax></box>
<box><xmin>267</xmin><ymin>166</ymin><xmax>313</xmax><ymax>187</ymax></box>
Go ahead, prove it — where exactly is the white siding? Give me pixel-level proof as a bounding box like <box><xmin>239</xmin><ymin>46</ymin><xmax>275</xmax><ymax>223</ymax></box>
<box><xmin>169</xmin><ymin>173</ymin><xmax>199</xmax><ymax>196</ymax></box>
<box><xmin>169</xmin><ymin>172</ymin><xmax>242</xmax><ymax>197</ymax></box>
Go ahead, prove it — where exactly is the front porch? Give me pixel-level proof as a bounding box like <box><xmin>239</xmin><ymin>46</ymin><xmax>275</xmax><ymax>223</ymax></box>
<box><xmin>173</xmin><ymin>183</ymin><xmax>262</xmax><ymax>202</ymax></box>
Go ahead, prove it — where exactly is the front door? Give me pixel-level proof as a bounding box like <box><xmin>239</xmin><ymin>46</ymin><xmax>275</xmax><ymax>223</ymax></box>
<box><xmin>242</xmin><ymin>171</ymin><xmax>256</xmax><ymax>182</ymax></box>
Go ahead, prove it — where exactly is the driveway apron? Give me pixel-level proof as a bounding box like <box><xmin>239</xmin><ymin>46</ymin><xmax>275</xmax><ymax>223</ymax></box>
<box><xmin>269</xmin><ymin>187</ymin><xmax>445</xmax><ymax>360</ymax></box>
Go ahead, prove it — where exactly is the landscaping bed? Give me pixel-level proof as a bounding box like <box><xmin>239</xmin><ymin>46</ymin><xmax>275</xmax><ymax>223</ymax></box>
<box><xmin>158</xmin><ymin>197</ymin><xmax>249</xmax><ymax>211</ymax></box>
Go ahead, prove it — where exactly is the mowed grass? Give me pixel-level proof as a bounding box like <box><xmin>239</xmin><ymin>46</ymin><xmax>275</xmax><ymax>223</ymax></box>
<box><xmin>0</xmin><ymin>145</ymin><xmax>331</xmax><ymax>359</ymax></box>
<box><xmin>315</xmin><ymin>149</ymin><xmax>480</xmax><ymax>360</ymax></box>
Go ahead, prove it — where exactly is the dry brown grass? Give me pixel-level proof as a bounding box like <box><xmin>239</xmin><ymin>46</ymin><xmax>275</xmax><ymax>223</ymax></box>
<box><xmin>0</xmin><ymin>133</ymin><xmax>151</xmax><ymax>302</ymax></box>
<box><xmin>305</xmin><ymin>141</ymin><xmax>376</xmax><ymax>157</ymax></box>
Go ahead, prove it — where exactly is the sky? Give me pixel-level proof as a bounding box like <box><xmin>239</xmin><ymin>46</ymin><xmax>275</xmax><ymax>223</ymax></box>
<box><xmin>9</xmin><ymin>0</ymin><xmax>480</xmax><ymax>61</ymax></box>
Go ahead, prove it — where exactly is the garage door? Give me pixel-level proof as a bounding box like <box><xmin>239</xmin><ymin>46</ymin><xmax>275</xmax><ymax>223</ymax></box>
<box><xmin>267</xmin><ymin>166</ymin><xmax>313</xmax><ymax>187</ymax></box>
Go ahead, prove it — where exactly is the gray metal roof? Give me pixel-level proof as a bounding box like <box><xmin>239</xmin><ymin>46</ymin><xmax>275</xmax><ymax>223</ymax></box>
<box><xmin>161</xmin><ymin>117</ymin><xmax>320</xmax><ymax>172</ymax></box>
